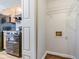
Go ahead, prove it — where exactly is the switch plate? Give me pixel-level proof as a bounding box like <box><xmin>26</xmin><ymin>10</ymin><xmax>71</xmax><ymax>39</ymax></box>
<box><xmin>56</xmin><ymin>31</ymin><xmax>62</xmax><ymax>36</ymax></box>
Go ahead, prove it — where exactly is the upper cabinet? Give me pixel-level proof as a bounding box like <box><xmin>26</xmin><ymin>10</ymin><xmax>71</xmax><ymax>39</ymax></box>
<box><xmin>0</xmin><ymin>0</ymin><xmax>22</xmax><ymax>23</ymax></box>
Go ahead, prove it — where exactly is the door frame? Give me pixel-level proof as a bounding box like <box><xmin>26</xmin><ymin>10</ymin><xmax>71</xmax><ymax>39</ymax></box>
<box><xmin>21</xmin><ymin>0</ymin><xmax>36</xmax><ymax>59</ymax></box>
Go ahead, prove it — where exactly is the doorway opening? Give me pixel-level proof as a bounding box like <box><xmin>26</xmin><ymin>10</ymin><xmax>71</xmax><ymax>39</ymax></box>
<box><xmin>0</xmin><ymin>0</ymin><xmax>22</xmax><ymax>59</ymax></box>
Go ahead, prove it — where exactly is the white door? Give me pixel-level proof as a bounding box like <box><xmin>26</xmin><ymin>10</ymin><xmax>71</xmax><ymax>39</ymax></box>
<box><xmin>46</xmin><ymin>0</ymin><xmax>73</xmax><ymax>55</ymax></box>
<box><xmin>47</xmin><ymin>0</ymin><xmax>77</xmax><ymax>55</ymax></box>
<box><xmin>46</xmin><ymin>12</ymin><xmax>69</xmax><ymax>54</ymax></box>
<box><xmin>47</xmin><ymin>10</ymin><xmax>76</xmax><ymax>55</ymax></box>
<box><xmin>22</xmin><ymin>0</ymin><xmax>36</xmax><ymax>59</ymax></box>
<box><xmin>65</xmin><ymin>8</ymin><xmax>77</xmax><ymax>56</ymax></box>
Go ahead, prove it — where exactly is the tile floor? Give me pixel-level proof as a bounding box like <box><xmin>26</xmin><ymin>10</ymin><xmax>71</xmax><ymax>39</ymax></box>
<box><xmin>0</xmin><ymin>51</ymin><xmax>21</xmax><ymax>59</ymax></box>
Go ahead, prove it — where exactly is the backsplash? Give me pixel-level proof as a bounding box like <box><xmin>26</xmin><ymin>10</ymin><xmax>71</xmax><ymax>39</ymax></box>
<box><xmin>0</xmin><ymin>22</ymin><xmax>16</xmax><ymax>31</ymax></box>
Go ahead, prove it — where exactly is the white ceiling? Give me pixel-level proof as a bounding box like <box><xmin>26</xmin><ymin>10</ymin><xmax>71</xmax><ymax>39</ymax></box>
<box><xmin>0</xmin><ymin>0</ymin><xmax>21</xmax><ymax>10</ymax></box>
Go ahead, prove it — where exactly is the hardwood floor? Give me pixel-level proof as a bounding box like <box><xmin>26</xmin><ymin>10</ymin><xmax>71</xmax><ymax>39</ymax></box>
<box><xmin>0</xmin><ymin>51</ymin><xmax>21</xmax><ymax>59</ymax></box>
<box><xmin>45</xmin><ymin>54</ymin><xmax>72</xmax><ymax>59</ymax></box>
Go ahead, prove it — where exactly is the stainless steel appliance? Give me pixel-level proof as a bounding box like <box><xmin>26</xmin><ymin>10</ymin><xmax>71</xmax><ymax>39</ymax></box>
<box><xmin>6</xmin><ymin>31</ymin><xmax>22</xmax><ymax>57</ymax></box>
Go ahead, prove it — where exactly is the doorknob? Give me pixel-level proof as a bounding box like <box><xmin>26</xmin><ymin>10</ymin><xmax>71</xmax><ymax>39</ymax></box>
<box><xmin>65</xmin><ymin>36</ymin><xmax>68</xmax><ymax>40</ymax></box>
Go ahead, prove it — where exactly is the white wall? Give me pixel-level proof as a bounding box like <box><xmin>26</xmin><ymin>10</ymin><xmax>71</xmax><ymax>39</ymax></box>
<box><xmin>75</xmin><ymin>1</ymin><xmax>79</xmax><ymax>59</ymax></box>
<box><xmin>46</xmin><ymin>0</ymin><xmax>77</xmax><ymax>56</ymax></box>
<box><xmin>75</xmin><ymin>13</ymin><xmax>79</xmax><ymax>59</ymax></box>
<box><xmin>36</xmin><ymin>0</ymin><xmax>79</xmax><ymax>58</ymax></box>
<box><xmin>37</xmin><ymin>0</ymin><xmax>46</xmax><ymax>59</ymax></box>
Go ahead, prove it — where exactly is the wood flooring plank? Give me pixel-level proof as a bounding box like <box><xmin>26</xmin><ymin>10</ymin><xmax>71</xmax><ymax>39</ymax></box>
<box><xmin>45</xmin><ymin>54</ymin><xmax>72</xmax><ymax>59</ymax></box>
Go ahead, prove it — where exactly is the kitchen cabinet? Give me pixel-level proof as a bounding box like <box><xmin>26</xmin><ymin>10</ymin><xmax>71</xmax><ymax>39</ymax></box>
<box><xmin>0</xmin><ymin>32</ymin><xmax>3</xmax><ymax>50</ymax></box>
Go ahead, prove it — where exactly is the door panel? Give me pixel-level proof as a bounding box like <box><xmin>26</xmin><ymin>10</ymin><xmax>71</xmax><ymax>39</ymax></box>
<box><xmin>46</xmin><ymin>13</ymin><xmax>68</xmax><ymax>54</ymax></box>
<box><xmin>22</xmin><ymin>0</ymin><xmax>36</xmax><ymax>59</ymax></box>
<box><xmin>23</xmin><ymin>27</ymin><xmax>30</xmax><ymax>50</ymax></box>
<box><xmin>65</xmin><ymin>11</ymin><xmax>76</xmax><ymax>55</ymax></box>
<box><xmin>22</xmin><ymin>0</ymin><xmax>30</xmax><ymax>18</ymax></box>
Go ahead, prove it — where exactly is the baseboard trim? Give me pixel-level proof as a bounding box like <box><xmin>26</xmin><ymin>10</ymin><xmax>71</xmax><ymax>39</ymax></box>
<box><xmin>42</xmin><ymin>51</ymin><xmax>76</xmax><ymax>59</ymax></box>
<box><xmin>42</xmin><ymin>51</ymin><xmax>47</xmax><ymax>59</ymax></box>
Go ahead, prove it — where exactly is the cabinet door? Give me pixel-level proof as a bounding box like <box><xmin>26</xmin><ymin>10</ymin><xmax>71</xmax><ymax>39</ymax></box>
<box><xmin>22</xmin><ymin>0</ymin><xmax>36</xmax><ymax>59</ymax></box>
